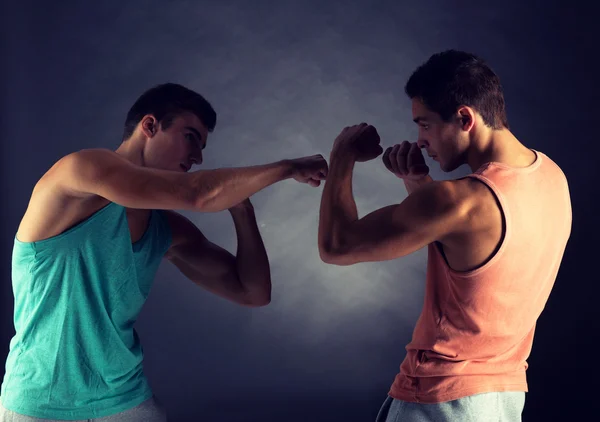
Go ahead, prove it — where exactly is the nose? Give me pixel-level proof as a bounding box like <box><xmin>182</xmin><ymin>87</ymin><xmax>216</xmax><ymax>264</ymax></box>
<box><xmin>416</xmin><ymin>138</ymin><xmax>428</xmax><ymax>149</ymax></box>
<box><xmin>190</xmin><ymin>151</ymin><xmax>203</xmax><ymax>166</ymax></box>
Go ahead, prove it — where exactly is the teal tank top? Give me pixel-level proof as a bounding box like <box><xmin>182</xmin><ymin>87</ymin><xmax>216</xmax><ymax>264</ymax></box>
<box><xmin>0</xmin><ymin>202</ymin><xmax>172</xmax><ymax>419</ymax></box>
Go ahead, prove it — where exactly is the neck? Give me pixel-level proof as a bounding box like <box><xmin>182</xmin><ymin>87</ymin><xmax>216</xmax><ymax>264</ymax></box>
<box><xmin>115</xmin><ymin>134</ymin><xmax>146</xmax><ymax>167</ymax></box>
<box><xmin>465</xmin><ymin>127</ymin><xmax>534</xmax><ymax>172</ymax></box>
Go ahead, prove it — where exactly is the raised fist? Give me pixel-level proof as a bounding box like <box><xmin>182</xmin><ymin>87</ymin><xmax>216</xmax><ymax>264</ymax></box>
<box><xmin>382</xmin><ymin>141</ymin><xmax>430</xmax><ymax>181</ymax></box>
<box><xmin>290</xmin><ymin>154</ymin><xmax>329</xmax><ymax>187</ymax></box>
<box><xmin>333</xmin><ymin>123</ymin><xmax>384</xmax><ymax>162</ymax></box>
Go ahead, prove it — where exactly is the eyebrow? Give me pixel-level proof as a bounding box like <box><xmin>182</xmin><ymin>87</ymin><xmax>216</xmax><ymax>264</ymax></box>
<box><xmin>185</xmin><ymin>126</ymin><xmax>206</xmax><ymax>148</ymax></box>
<box><xmin>413</xmin><ymin>117</ymin><xmax>427</xmax><ymax>124</ymax></box>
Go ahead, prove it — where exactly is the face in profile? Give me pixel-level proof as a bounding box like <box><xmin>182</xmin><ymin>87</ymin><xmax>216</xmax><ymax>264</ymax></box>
<box><xmin>411</xmin><ymin>98</ymin><xmax>470</xmax><ymax>173</ymax></box>
<box><xmin>142</xmin><ymin>111</ymin><xmax>209</xmax><ymax>172</ymax></box>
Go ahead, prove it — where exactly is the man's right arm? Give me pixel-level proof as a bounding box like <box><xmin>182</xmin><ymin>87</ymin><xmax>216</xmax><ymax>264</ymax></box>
<box><xmin>57</xmin><ymin>148</ymin><xmax>327</xmax><ymax>212</ymax></box>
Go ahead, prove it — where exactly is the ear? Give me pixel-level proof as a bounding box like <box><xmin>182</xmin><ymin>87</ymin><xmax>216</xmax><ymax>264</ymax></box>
<box><xmin>457</xmin><ymin>106</ymin><xmax>476</xmax><ymax>132</ymax></box>
<box><xmin>140</xmin><ymin>115</ymin><xmax>158</xmax><ymax>138</ymax></box>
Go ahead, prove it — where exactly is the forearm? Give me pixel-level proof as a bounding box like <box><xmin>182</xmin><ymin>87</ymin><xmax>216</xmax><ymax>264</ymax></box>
<box><xmin>191</xmin><ymin>161</ymin><xmax>294</xmax><ymax>212</ymax></box>
<box><xmin>230</xmin><ymin>206</ymin><xmax>271</xmax><ymax>304</ymax></box>
<box><xmin>404</xmin><ymin>175</ymin><xmax>434</xmax><ymax>195</ymax></box>
<box><xmin>318</xmin><ymin>149</ymin><xmax>358</xmax><ymax>255</ymax></box>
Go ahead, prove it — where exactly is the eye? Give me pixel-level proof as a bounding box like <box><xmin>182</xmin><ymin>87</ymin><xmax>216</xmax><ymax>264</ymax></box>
<box><xmin>185</xmin><ymin>133</ymin><xmax>202</xmax><ymax>148</ymax></box>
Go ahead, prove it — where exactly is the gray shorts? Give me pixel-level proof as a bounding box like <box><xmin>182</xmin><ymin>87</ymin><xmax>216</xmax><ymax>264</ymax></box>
<box><xmin>376</xmin><ymin>391</ymin><xmax>526</xmax><ymax>422</ymax></box>
<box><xmin>0</xmin><ymin>396</ymin><xmax>167</xmax><ymax>422</ymax></box>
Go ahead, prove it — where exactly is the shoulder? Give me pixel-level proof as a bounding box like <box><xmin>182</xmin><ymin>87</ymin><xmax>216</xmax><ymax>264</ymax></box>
<box><xmin>30</xmin><ymin>149</ymin><xmax>113</xmax><ymax>200</ymax></box>
<box><xmin>57</xmin><ymin>148</ymin><xmax>126</xmax><ymax>175</ymax></box>
<box><xmin>446</xmin><ymin>177</ymin><xmax>502</xmax><ymax>233</ymax></box>
<box><xmin>425</xmin><ymin>177</ymin><xmax>497</xmax><ymax>208</ymax></box>
<box><xmin>408</xmin><ymin>178</ymin><xmax>497</xmax><ymax>232</ymax></box>
<box><xmin>407</xmin><ymin>180</ymin><xmax>471</xmax><ymax>218</ymax></box>
<box><xmin>53</xmin><ymin>148</ymin><xmax>120</xmax><ymax>168</ymax></box>
<box><xmin>455</xmin><ymin>176</ymin><xmax>502</xmax><ymax>209</ymax></box>
<box><xmin>41</xmin><ymin>148</ymin><xmax>122</xmax><ymax>187</ymax></box>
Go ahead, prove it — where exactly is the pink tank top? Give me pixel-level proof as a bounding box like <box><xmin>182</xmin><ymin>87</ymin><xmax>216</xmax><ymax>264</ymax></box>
<box><xmin>389</xmin><ymin>150</ymin><xmax>572</xmax><ymax>403</ymax></box>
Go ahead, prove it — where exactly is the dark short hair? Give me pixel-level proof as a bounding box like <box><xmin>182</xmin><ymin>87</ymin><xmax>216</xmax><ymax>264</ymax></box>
<box><xmin>405</xmin><ymin>50</ymin><xmax>509</xmax><ymax>130</ymax></box>
<box><xmin>122</xmin><ymin>83</ymin><xmax>217</xmax><ymax>140</ymax></box>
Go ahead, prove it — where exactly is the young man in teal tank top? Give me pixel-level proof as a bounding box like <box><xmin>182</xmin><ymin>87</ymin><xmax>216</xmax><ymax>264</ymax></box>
<box><xmin>0</xmin><ymin>83</ymin><xmax>328</xmax><ymax>421</ymax></box>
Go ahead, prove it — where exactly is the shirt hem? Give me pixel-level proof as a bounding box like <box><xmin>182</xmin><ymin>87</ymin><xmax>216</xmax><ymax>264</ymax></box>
<box><xmin>388</xmin><ymin>383</ymin><xmax>528</xmax><ymax>404</ymax></box>
<box><xmin>0</xmin><ymin>391</ymin><xmax>153</xmax><ymax>420</ymax></box>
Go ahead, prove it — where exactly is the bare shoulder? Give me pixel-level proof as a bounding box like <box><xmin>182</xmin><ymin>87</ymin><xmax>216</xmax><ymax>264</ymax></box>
<box><xmin>407</xmin><ymin>179</ymin><xmax>471</xmax><ymax>217</ymax></box>
<box><xmin>30</xmin><ymin>147</ymin><xmax>120</xmax><ymax>202</ymax></box>
<box><xmin>16</xmin><ymin>149</ymin><xmax>112</xmax><ymax>242</ymax></box>
<box><xmin>457</xmin><ymin>176</ymin><xmax>502</xmax><ymax>211</ymax></box>
<box><xmin>31</xmin><ymin>148</ymin><xmax>118</xmax><ymax>195</ymax></box>
<box><xmin>51</xmin><ymin>148</ymin><xmax>127</xmax><ymax>193</ymax></box>
<box><xmin>448</xmin><ymin>176</ymin><xmax>503</xmax><ymax>233</ymax></box>
<box><xmin>408</xmin><ymin>178</ymin><xmax>500</xmax><ymax>233</ymax></box>
<box><xmin>434</xmin><ymin>177</ymin><xmax>504</xmax><ymax>271</ymax></box>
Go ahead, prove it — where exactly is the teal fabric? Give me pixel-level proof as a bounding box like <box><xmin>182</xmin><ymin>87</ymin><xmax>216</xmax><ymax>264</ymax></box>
<box><xmin>0</xmin><ymin>396</ymin><xmax>167</xmax><ymax>422</ymax></box>
<box><xmin>1</xmin><ymin>203</ymin><xmax>171</xmax><ymax>420</ymax></box>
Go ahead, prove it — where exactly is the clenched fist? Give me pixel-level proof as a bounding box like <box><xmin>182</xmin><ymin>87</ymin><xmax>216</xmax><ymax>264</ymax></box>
<box><xmin>290</xmin><ymin>154</ymin><xmax>329</xmax><ymax>187</ymax></box>
<box><xmin>382</xmin><ymin>141</ymin><xmax>430</xmax><ymax>181</ymax></box>
<box><xmin>333</xmin><ymin>123</ymin><xmax>384</xmax><ymax>162</ymax></box>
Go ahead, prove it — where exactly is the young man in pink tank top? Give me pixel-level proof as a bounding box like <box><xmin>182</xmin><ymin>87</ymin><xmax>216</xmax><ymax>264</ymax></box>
<box><xmin>318</xmin><ymin>50</ymin><xmax>572</xmax><ymax>421</ymax></box>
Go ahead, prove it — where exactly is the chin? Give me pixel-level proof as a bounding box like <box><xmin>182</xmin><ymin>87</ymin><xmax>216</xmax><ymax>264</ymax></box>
<box><xmin>439</xmin><ymin>160</ymin><xmax>453</xmax><ymax>173</ymax></box>
<box><xmin>435</xmin><ymin>154</ymin><xmax>455</xmax><ymax>172</ymax></box>
<box><xmin>442</xmin><ymin>162</ymin><xmax>461</xmax><ymax>173</ymax></box>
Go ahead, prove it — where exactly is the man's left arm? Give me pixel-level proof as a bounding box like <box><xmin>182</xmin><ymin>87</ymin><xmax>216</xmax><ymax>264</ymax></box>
<box><xmin>164</xmin><ymin>199</ymin><xmax>271</xmax><ymax>307</ymax></box>
<box><xmin>318</xmin><ymin>128</ymin><xmax>467</xmax><ymax>266</ymax></box>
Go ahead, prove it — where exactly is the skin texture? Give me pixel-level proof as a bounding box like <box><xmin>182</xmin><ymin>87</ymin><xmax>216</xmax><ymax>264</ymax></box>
<box><xmin>318</xmin><ymin>99</ymin><xmax>537</xmax><ymax>272</ymax></box>
<box><xmin>16</xmin><ymin>111</ymin><xmax>329</xmax><ymax>307</ymax></box>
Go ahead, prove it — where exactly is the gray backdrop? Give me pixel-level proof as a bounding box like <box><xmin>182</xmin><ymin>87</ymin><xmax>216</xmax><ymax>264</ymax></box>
<box><xmin>1</xmin><ymin>1</ymin><xmax>597</xmax><ymax>421</ymax></box>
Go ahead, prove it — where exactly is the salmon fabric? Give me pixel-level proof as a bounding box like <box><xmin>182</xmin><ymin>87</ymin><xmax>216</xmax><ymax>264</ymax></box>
<box><xmin>389</xmin><ymin>150</ymin><xmax>572</xmax><ymax>403</ymax></box>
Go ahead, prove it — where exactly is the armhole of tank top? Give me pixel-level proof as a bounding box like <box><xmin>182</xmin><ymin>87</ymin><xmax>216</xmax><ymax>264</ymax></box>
<box><xmin>446</xmin><ymin>174</ymin><xmax>511</xmax><ymax>277</ymax></box>
<box><xmin>154</xmin><ymin>210</ymin><xmax>173</xmax><ymax>256</ymax></box>
<box><xmin>16</xmin><ymin>202</ymin><xmax>122</xmax><ymax>255</ymax></box>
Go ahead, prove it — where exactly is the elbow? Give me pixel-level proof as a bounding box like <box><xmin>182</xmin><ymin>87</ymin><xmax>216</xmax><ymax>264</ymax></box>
<box><xmin>242</xmin><ymin>295</ymin><xmax>271</xmax><ymax>308</ymax></box>
<box><xmin>193</xmin><ymin>187</ymin><xmax>222</xmax><ymax>212</ymax></box>
<box><xmin>248</xmin><ymin>295</ymin><xmax>271</xmax><ymax>308</ymax></box>
<box><xmin>319</xmin><ymin>244</ymin><xmax>336</xmax><ymax>264</ymax></box>
<box><xmin>240</xmin><ymin>285</ymin><xmax>272</xmax><ymax>308</ymax></box>
<box><xmin>319</xmin><ymin>242</ymin><xmax>354</xmax><ymax>266</ymax></box>
<box><xmin>189</xmin><ymin>175</ymin><xmax>224</xmax><ymax>212</ymax></box>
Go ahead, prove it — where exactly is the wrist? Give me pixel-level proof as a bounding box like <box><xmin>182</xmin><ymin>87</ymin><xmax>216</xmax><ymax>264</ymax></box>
<box><xmin>228</xmin><ymin>201</ymin><xmax>255</xmax><ymax>216</ymax></box>
<box><xmin>404</xmin><ymin>175</ymin><xmax>433</xmax><ymax>194</ymax></box>
<box><xmin>280</xmin><ymin>159</ymin><xmax>296</xmax><ymax>179</ymax></box>
<box><xmin>411</xmin><ymin>174</ymin><xmax>433</xmax><ymax>185</ymax></box>
<box><xmin>330</xmin><ymin>144</ymin><xmax>357</xmax><ymax>162</ymax></box>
